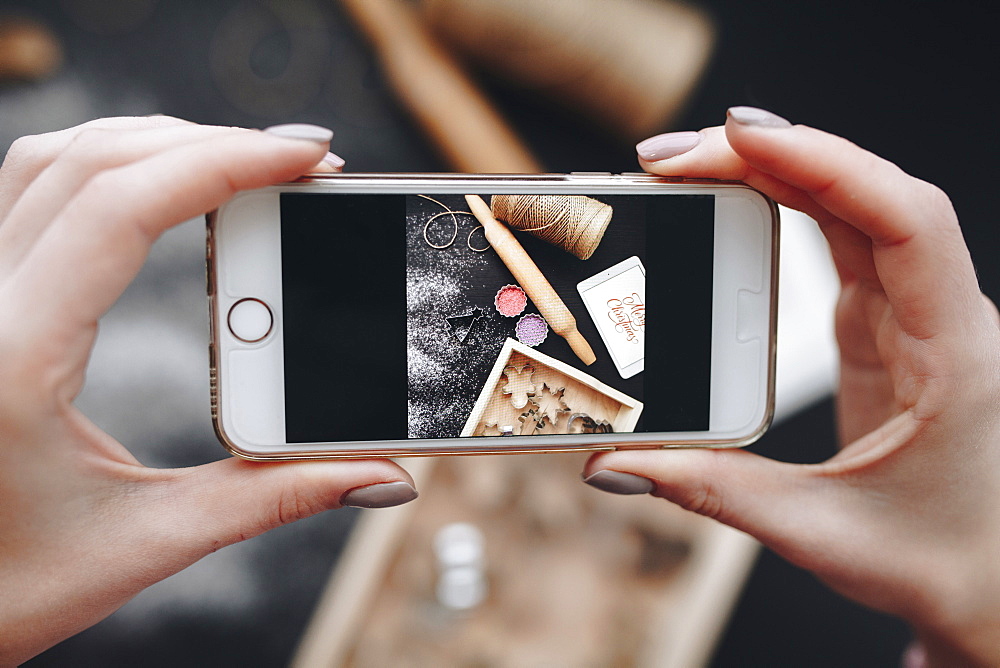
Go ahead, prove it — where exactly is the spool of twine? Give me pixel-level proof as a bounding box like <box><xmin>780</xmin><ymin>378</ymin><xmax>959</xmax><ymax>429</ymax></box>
<box><xmin>490</xmin><ymin>194</ymin><xmax>611</xmax><ymax>260</ymax></box>
<box><xmin>420</xmin><ymin>0</ymin><xmax>714</xmax><ymax>138</ymax></box>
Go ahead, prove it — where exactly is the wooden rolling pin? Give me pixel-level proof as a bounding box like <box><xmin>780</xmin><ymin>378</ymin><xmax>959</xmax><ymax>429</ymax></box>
<box><xmin>466</xmin><ymin>195</ymin><xmax>596</xmax><ymax>365</ymax></box>
<box><xmin>340</xmin><ymin>0</ymin><xmax>542</xmax><ymax>173</ymax></box>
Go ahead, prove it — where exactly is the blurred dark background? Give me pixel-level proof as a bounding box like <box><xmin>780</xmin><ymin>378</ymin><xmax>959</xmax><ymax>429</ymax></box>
<box><xmin>3</xmin><ymin>0</ymin><xmax>997</xmax><ymax>665</ymax></box>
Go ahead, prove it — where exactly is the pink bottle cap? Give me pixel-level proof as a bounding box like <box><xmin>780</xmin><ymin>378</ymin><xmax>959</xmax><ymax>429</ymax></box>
<box><xmin>494</xmin><ymin>284</ymin><xmax>527</xmax><ymax>317</ymax></box>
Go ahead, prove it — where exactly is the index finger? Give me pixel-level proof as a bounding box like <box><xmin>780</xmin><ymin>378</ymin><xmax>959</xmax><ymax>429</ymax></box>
<box><xmin>0</xmin><ymin>115</ymin><xmax>192</xmax><ymax>221</ymax></box>
<box><xmin>6</xmin><ymin>131</ymin><xmax>326</xmax><ymax>348</ymax></box>
<box><xmin>723</xmin><ymin>110</ymin><xmax>982</xmax><ymax>342</ymax></box>
<box><xmin>640</xmin><ymin>110</ymin><xmax>984</xmax><ymax>341</ymax></box>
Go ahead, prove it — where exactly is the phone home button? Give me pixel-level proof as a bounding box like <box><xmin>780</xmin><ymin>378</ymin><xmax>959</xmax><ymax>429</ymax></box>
<box><xmin>228</xmin><ymin>298</ymin><xmax>273</xmax><ymax>343</ymax></box>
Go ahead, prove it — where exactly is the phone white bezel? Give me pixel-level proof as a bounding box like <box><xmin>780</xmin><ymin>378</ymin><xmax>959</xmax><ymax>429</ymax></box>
<box><xmin>207</xmin><ymin>173</ymin><xmax>778</xmax><ymax>460</ymax></box>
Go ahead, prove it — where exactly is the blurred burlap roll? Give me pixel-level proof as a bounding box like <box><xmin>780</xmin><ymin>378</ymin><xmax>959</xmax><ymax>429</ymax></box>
<box><xmin>420</xmin><ymin>0</ymin><xmax>714</xmax><ymax>138</ymax></box>
<box><xmin>490</xmin><ymin>194</ymin><xmax>612</xmax><ymax>260</ymax></box>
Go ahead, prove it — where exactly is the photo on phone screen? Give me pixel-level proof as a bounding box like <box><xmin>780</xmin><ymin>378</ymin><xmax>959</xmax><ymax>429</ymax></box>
<box><xmin>278</xmin><ymin>192</ymin><xmax>714</xmax><ymax>445</ymax></box>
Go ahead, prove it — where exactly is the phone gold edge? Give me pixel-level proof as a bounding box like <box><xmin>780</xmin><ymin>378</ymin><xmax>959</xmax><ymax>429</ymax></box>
<box><xmin>203</xmin><ymin>178</ymin><xmax>779</xmax><ymax>461</ymax></box>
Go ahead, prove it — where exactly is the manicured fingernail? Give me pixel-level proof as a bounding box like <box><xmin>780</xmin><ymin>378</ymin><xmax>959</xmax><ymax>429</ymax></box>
<box><xmin>340</xmin><ymin>481</ymin><xmax>418</xmax><ymax>508</ymax></box>
<box><xmin>636</xmin><ymin>130</ymin><xmax>702</xmax><ymax>162</ymax></box>
<box><xmin>727</xmin><ymin>106</ymin><xmax>792</xmax><ymax>129</ymax></box>
<box><xmin>582</xmin><ymin>470</ymin><xmax>656</xmax><ymax>495</ymax></box>
<box><xmin>263</xmin><ymin>123</ymin><xmax>333</xmax><ymax>145</ymax></box>
<box><xmin>321</xmin><ymin>151</ymin><xmax>346</xmax><ymax>169</ymax></box>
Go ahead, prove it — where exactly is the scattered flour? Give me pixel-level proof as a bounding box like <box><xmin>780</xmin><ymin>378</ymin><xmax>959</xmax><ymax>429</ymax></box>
<box><xmin>406</xmin><ymin>196</ymin><xmax>518</xmax><ymax>438</ymax></box>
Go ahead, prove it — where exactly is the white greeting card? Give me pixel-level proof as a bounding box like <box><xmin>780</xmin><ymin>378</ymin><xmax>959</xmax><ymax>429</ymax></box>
<box><xmin>577</xmin><ymin>256</ymin><xmax>645</xmax><ymax>378</ymax></box>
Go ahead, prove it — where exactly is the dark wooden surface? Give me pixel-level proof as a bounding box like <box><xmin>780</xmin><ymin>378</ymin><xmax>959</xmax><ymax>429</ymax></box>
<box><xmin>405</xmin><ymin>193</ymin><xmax>651</xmax><ymax>438</ymax></box>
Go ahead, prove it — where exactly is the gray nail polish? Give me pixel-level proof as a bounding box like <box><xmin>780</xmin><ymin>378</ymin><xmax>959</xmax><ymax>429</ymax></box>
<box><xmin>727</xmin><ymin>106</ymin><xmax>792</xmax><ymax>129</ymax></box>
<box><xmin>263</xmin><ymin>123</ymin><xmax>334</xmax><ymax>145</ymax></box>
<box><xmin>341</xmin><ymin>481</ymin><xmax>418</xmax><ymax>509</ymax></box>
<box><xmin>322</xmin><ymin>151</ymin><xmax>346</xmax><ymax>169</ymax></box>
<box><xmin>635</xmin><ymin>131</ymin><xmax>702</xmax><ymax>162</ymax></box>
<box><xmin>582</xmin><ymin>470</ymin><xmax>656</xmax><ymax>495</ymax></box>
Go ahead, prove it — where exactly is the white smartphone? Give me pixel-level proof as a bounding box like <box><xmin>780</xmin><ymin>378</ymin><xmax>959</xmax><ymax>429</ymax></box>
<box><xmin>207</xmin><ymin>173</ymin><xmax>778</xmax><ymax>459</ymax></box>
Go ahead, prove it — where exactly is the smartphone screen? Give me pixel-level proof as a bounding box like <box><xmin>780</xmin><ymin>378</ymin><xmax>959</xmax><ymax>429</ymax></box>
<box><xmin>279</xmin><ymin>193</ymin><xmax>714</xmax><ymax>444</ymax></box>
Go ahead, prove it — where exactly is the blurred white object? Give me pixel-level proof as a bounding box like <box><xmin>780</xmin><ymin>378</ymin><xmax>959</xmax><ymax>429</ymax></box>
<box><xmin>436</xmin><ymin>567</ymin><xmax>487</xmax><ymax>611</ymax></box>
<box><xmin>434</xmin><ymin>522</ymin><xmax>487</xmax><ymax>611</ymax></box>
<box><xmin>434</xmin><ymin>522</ymin><xmax>484</xmax><ymax>569</ymax></box>
<box><xmin>773</xmin><ymin>206</ymin><xmax>839</xmax><ymax>422</ymax></box>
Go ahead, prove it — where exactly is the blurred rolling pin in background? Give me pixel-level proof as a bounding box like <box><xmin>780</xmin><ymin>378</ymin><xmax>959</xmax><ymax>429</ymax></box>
<box><xmin>339</xmin><ymin>0</ymin><xmax>542</xmax><ymax>173</ymax></box>
<box><xmin>421</xmin><ymin>0</ymin><xmax>715</xmax><ymax>139</ymax></box>
<box><xmin>466</xmin><ymin>194</ymin><xmax>596</xmax><ymax>366</ymax></box>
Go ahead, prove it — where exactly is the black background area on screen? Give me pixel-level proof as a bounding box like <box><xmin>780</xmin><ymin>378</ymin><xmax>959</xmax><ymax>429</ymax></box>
<box><xmin>281</xmin><ymin>193</ymin><xmax>407</xmax><ymax>443</ymax></box>
<box><xmin>643</xmin><ymin>195</ymin><xmax>714</xmax><ymax>432</ymax></box>
<box><xmin>281</xmin><ymin>191</ymin><xmax>713</xmax><ymax>442</ymax></box>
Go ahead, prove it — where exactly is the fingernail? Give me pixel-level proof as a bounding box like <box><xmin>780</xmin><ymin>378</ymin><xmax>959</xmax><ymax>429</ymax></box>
<box><xmin>321</xmin><ymin>151</ymin><xmax>346</xmax><ymax>169</ymax></box>
<box><xmin>582</xmin><ymin>470</ymin><xmax>656</xmax><ymax>495</ymax></box>
<box><xmin>340</xmin><ymin>481</ymin><xmax>418</xmax><ymax>509</ymax></box>
<box><xmin>636</xmin><ymin>130</ymin><xmax>702</xmax><ymax>162</ymax></box>
<box><xmin>727</xmin><ymin>106</ymin><xmax>792</xmax><ymax>129</ymax></box>
<box><xmin>263</xmin><ymin>123</ymin><xmax>333</xmax><ymax>145</ymax></box>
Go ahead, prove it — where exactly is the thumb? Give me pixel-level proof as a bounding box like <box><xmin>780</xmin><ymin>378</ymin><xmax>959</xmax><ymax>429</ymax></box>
<box><xmin>583</xmin><ymin>449</ymin><xmax>841</xmax><ymax>569</ymax></box>
<box><xmin>157</xmin><ymin>457</ymin><xmax>417</xmax><ymax>560</ymax></box>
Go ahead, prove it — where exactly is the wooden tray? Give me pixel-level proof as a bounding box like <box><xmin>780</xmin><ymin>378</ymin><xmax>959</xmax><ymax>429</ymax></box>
<box><xmin>461</xmin><ymin>338</ymin><xmax>642</xmax><ymax>438</ymax></box>
<box><xmin>292</xmin><ymin>454</ymin><xmax>758</xmax><ymax>667</ymax></box>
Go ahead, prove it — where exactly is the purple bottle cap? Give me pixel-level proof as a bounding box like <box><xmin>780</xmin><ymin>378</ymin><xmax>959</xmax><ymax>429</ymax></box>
<box><xmin>516</xmin><ymin>313</ymin><xmax>548</xmax><ymax>347</ymax></box>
